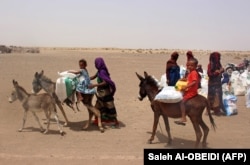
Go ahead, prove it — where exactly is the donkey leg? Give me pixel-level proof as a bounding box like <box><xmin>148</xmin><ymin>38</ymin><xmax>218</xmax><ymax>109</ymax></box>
<box><xmin>82</xmin><ymin>108</ymin><xmax>92</xmax><ymax>130</ymax></box>
<box><xmin>53</xmin><ymin>93</ymin><xmax>69</xmax><ymax>126</ymax></box>
<box><xmin>93</xmin><ymin>108</ymin><xmax>104</xmax><ymax>133</ymax></box>
<box><xmin>76</xmin><ymin>102</ymin><xmax>81</xmax><ymax>111</ymax></box>
<box><xmin>19</xmin><ymin>110</ymin><xmax>28</xmax><ymax>132</ymax></box>
<box><xmin>56</xmin><ymin>101</ymin><xmax>69</xmax><ymax>126</ymax></box>
<box><xmin>31</xmin><ymin>112</ymin><xmax>45</xmax><ymax>133</ymax></box>
<box><xmin>149</xmin><ymin>112</ymin><xmax>160</xmax><ymax>144</ymax></box>
<box><xmin>65</xmin><ymin>98</ymin><xmax>77</xmax><ymax>113</ymax></box>
<box><xmin>190</xmin><ymin>117</ymin><xmax>203</xmax><ymax>148</ymax></box>
<box><xmin>91</xmin><ymin>107</ymin><xmax>104</xmax><ymax>133</ymax></box>
<box><xmin>84</xmin><ymin>105</ymin><xmax>104</xmax><ymax>133</ymax></box>
<box><xmin>52</xmin><ymin>111</ymin><xmax>64</xmax><ymax>136</ymax></box>
<box><xmin>71</xmin><ymin>93</ymin><xmax>79</xmax><ymax>112</ymax></box>
<box><xmin>199</xmin><ymin>119</ymin><xmax>209</xmax><ymax>148</ymax></box>
<box><xmin>43</xmin><ymin>110</ymin><xmax>51</xmax><ymax>134</ymax></box>
<box><xmin>162</xmin><ymin>116</ymin><xmax>172</xmax><ymax>145</ymax></box>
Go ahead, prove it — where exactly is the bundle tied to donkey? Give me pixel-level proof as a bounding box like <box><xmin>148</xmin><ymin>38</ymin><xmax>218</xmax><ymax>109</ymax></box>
<box><xmin>156</xmin><ymin>70</ymin><xmax>209</xmax><ymax>104</ymax></box>
<box><xmin>56</xmin><ymin>71</ymin><xmax>83</xmax><ymax>103</ymax></box>
<box><xmin>155</xmin><ymin>80</ymin><xmax>187</xmax><ymax>103</ymax></box>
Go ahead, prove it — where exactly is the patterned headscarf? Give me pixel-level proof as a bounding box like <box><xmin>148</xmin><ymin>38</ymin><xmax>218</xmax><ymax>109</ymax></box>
<box><xmin>95</xmin><ymin>57</ymin><xmax>116</xmax><ymax>96</ymax></box>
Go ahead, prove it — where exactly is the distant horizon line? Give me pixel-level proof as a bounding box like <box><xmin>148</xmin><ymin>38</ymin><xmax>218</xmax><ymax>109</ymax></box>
<box><xmin>5</xmin><ymin>45</ymin><xmax>250</xmax><ymax>52</ymax></box>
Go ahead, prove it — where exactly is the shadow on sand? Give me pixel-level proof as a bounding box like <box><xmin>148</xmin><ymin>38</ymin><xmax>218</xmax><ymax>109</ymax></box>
<box><xmin>146</xmin><ymin>130</ymin><xmax>212</xmax><ymax>149</ymax></box>
<box><xmin>18</xmin><ymin>126</ymin><xmax>65</xmax><ymax>136</ymax></box>
<box><xmin>67</xmin><ymin>119</ymin><xmax>126</xmax><ymax>132</ymax></box>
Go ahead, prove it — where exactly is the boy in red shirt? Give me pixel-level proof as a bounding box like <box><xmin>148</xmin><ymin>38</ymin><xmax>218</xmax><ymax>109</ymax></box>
<box><xmin>175</xmin><ymin>58</ymin><xmax>200</xmax><ymax>126</ymax></box>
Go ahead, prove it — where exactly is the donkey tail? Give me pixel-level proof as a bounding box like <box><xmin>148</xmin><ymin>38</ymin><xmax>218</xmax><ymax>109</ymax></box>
<box><xmin>206</xmin><ymin>99</ymin><xmax>217</xmax><ymax>131</ymax></box>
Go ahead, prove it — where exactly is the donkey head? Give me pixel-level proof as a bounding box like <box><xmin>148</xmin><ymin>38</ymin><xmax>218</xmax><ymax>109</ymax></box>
<box><xmin>8</xmin><ymin>90</ymin><xmax>18</xmax><ymax>103</ymax></box>
<box><xmin>136</xmin><ymin>72</ymin><xmax>150</xmax><ymax>101</ymax></box>
<box><xmin>32</xmin><ymin>70</ymin><xmax>44</xmax><ymax>93</ymax></box>
<box><xmin>9</xmin><ymin>80</ymin><xmax>19</xmax><ymax>103</ymax></box>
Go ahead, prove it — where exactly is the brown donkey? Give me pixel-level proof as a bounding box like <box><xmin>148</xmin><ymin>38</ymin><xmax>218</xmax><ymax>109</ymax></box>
<box><xmin>136</xmin><ymin>71</ymin><xmax>216</xmax><ymax>148</ymax></box>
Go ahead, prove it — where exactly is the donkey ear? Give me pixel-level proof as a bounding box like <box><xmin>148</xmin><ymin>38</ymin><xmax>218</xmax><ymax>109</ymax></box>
<box><xmin>136</xmin><ymin>72</ymin><xmax>144</xmax><ymax>81</ymax></box>
<box><xmin>12</xmin><ymin>79</ymin><xmax>18</xmax><ymax>85</ymax></box>
<box><xmin>144</xmin><ymin>71</ymin><xmax>149</xmax><ymax>78</ymax></box>
<box><xmin>35</xmin><ymin>70</ymin><xmax>43</xmax><ymax>78</ymax></box>
<box><xmin>34</xmin><ymin>72</ymin><xmax>38</xmax><ymax>77</ymax></box>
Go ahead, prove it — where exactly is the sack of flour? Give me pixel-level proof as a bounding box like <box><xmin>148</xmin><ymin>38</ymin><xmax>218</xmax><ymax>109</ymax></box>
<box><xmin>223</xmin><ymin>93</ymin><xmax>238</xmax><ymax>116</ymax></box>
<box><xmin>233</xmin><ymin>79</ymin><xmax>246</xmax><ymax>96</ymax></box>
<box><xmin>58</xmin><ymin>71</ymin><xmax>77</xmax><ymax>79</ymax></box>
<box><xmin>55</xmin><ymin>77</ymin><xmax>76</xmax><ymax>102</ymax></box>
<box><xmin>159</xmin><ymin>73</ymin><xmax>167</xmax><ymax>88</ymax></box>
<box><xmin>230</xmin><ymin>70</ymin><xmax>245</xmax><ymax>96</ymax></box>
<box><xmin>198</xmin><ymin>77</ymin><xmax>208</xmax><ymax>98</ymax></box>
<box><xmin>246</xmin><ymin>87</ymin><xmax>250</xmax><ymax>108</ymax></box>
<box><xmin>154</xmin><ymin>86</ymin><xmax>183</xmax><ymax>103</ymax></box>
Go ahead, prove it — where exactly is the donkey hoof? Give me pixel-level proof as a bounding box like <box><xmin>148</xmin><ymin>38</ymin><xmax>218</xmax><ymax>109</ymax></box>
<box><xmin>165</xmin><ymin>141</ymin><xmax>172</xmax><ymax>147</ymax></box>
<box><xmin>43</xmin><ymin>121</ymin><xmax>48</xmax><ymax>125</ymax></box>
<box><xmin>63</xmin><ymin>122</ymin><xmax>68</xmax><ymax>127</ymax></box>
<box><xmin>40</xmin><ymin>129</ymin><xmax>45</xmax><ymax>133</ymax></box>
<box><xmin>18</xmin><ymin>129</ymin><xmax>23</xmax><ymax>132</ymax></box>
<box><xmin>60</xmin><ymin>131</ymin><xmax>65</xmax><ymax>136</ymax></box>
<box><xmin>202</xmin><ymin>142</ymin><xmax>207</xmax><ymax>148</ymax></box>
<box><xmin>43</xmin><ymin>130</ymin><xmax>48</xmax><ymax>134</ymax></box>
<box><xmin>148</xmin><ymin>140</ymin><xmax>153</xmax><ymax>144</ymax></box>
<box><xmin>100</xmin><ymin>128</ymin><xmax>104</xmax><ymax>133</ymax></box>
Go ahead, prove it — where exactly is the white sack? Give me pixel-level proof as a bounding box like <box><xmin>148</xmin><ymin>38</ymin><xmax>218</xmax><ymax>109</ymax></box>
<box><xmin>55</xmin><ymin>77</ymin><xmax>68</xmax><ymax>102</ymax></box>
<box><xmin>159</xmin><ymin>73</ymin><xmax>167</xmax><ymax>88</ymax></box>
<box><xmin>58</xmin><ymin>71</ymin><xmax>77</xmax><ymax>79</ymax></box>
<box><xmin>154</xmin><ymin>86</ymin><xmax>183</xmax><ymax>103</ymax></box>
<box><xmin>223</xmin><ymin>93</ymin><xmax>238</xmax><ymax>116</ymax></box>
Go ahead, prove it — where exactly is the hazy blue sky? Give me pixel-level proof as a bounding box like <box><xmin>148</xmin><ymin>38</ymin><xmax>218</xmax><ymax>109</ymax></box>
<box><xmin>1</xmin><ymin>0</ymin><xmax>250</xmax><ymax>51</ymax></box>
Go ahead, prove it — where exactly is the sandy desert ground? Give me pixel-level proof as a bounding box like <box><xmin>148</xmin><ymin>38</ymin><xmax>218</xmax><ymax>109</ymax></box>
<box><xmin>0</xmin><ymin>48</ymin><xmax>250</xmax><ymax>165</ymax></box>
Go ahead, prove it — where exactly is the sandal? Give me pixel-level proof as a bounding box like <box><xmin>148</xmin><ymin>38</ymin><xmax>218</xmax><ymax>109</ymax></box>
<box><xmin>174</xmin><ymin>121</ymin><xmax>186</xmax><ymax>126</ymax></box>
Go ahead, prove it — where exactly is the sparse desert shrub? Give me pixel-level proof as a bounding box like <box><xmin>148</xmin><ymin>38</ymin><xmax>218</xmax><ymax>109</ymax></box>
<box><xmin>136</xmin><ymin>49</ymin><xmax>143</xmax><ymax>53</ymax></box>
<box><xmin>27</xmin><ymin>48</ymin><xmax>40</xmax><ymax>53</ymax></box>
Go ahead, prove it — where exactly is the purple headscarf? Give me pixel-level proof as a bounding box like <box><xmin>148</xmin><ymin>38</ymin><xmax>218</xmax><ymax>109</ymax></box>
<box><xmin>95</xmin><ymin>57</ymin><xmax>116</xmax><ymax>96</ymax></box>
